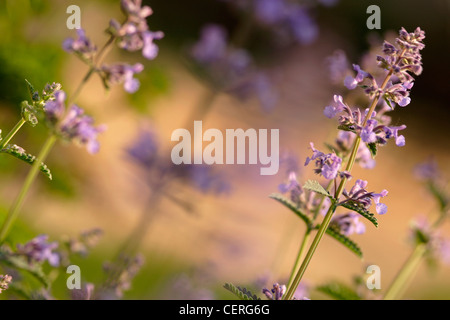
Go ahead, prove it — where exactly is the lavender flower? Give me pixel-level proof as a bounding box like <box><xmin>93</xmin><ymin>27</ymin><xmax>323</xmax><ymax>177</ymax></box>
<box><xmin>263</xmin><ymin>283</ymin><xmax>286</xmax><ymax>300</ymax></box>
<box><xmin>0</xmin><ymin>274</ymin><xmax>12</xmax><ymax>294</ymax></box>
<box><xmin>341</xmin><ymin>179</ymin><xmax>388</xmax><ymax>215</ymax></box>
<box><xmin>71</xmin><ymin>283</ymin><xmax>95</xmax><ymax>300</ymax></box>
<box><xmin>16</xmin><ymin>235</ymin><xmax>60</xmax><ymax>267</ymax></box>
<box><xmin>66</xmin><ymin>228</ymin><xmax>103</xmax><ymax>257</ymax></box>
<box><xmin>101</xmin><ymin>63</ymin><xmax>144</xmax><ymax>93</ymax></box>
<box><xmin>44</xmin><ymin>90</ymin><xmax>106</xmax><ymax>154</ymax></box>
<box><xmin>305</xmin><ymin>142</ymin><xmax>342</xmax><ymax>180</ymax></box>
<box><xmin>335</xmin><ymin>131</ymin><xmax>376</xmax><ymax>169</ymax></box>
<box><xmin>279</xmin><ymin>171</ymin><xmax>303</xmax><ymax>204</ymax></box>
<box><xmin>344</xmin><ymin>64</ymin><xmax>370</xmax><ymax>90</ymax></box>
<box><xmin>63</xmin><ymin>28</ymin><xmax>97</xmax><ymax>61</ymax></box>
<box><xmin>325</xmin><ymin>50</ymin><xmax>350</xmax><ymax>84</ymax></box>
<box><xmin>109</xmin><ymin>0</ymin><xmax>164</xmax><ymax>60</ymax></box>
<box><xmin>331</xmin><ymin>212</ymin><xmax>366</xmax><ymax>236</ymax></box>
<box><xmin>413</xmin><ymin>157</ymin><xmax>441</xmax><ymax>181</ymax></box>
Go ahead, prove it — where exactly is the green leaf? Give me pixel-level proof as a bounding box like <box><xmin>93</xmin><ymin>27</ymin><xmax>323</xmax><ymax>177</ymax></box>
<box><xmin>269</xmin><ymin>193</ymin><xmax>312</xmax><ymax>226</ymax></box>
<box><xmin>316</xmin><ymin>282</ymin><xmax>361</xmax><ymax>300</ymax></box>
<box><xmin>0</xmin><ymin>247</ymin><xmax>50</xmax><ymax>288</ymax></box>
<box><xmin>339</xmin><ymin>200</ymin><xmax>378</xmax><ymax>228</ymax></box>
<box><xmin>1</xmin><ymin>144</ymin><xmax>52</xmax><ymax>180</ymax></box>
<box><xmin>368</xmin><ymin>143</ymin><xmax>377</xmax><ymax>159</ymax></box>
<box><xmin>25</xmin><ymin>79</ymin><xmax>40</xmax><ymax>102</ymax></box>
<box><xmin>303</xmin><ymin>180</ymin><xmax>331</xmax><ymax>198</ymax></box>
<box><xmin>324</xmin><ymin>225</ymin><xmax>363</xmax><ymax>258</ymax></box>
<box><xmin>337</xmin><ymin>124</ymin><xmax>356</xmax><ymax>133</ymax></box>
<box><xmin>384</xmin><ymin>96</ymin><xmax>394</xmax><ymax>110</ymax></box>
<box><xmin>223</xmin><ymin>283</ymin><xmax>261</xmax><ymax>300</ymax></box>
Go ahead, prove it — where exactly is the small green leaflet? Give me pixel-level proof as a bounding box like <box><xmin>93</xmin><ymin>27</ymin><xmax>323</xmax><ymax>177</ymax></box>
<box><xmin>1</xmin><ymin>144</ymin><xmax>52</xmax><ymax>180</ymax></box>
<box><xmin>316</xmin><ymin>282</ymin><xmax>361</xmax><ymax>300</ymax></box>
<box><xmin>303</xmin><ymin>180</ymin><xmax>331</xmax><ymax>198</ymax></box>
<box><xmin>223</xmin><ymin>283</ymin><xmax>261</xmax><ymax>300</ymax></box>
<box><xmin>323</xmin><ymin>225</ymin><xmax>363</xmax><ymax>258</ymax></box>
<box><xmin>269</xmin><ymin>193</ymin><xmax>312</xmax><ymax>227</ymax></box>
<box><xmin>368</xmin><ymin>143</ymin><xmax>377</xmax><ymax>158</ymax></box>
<box><xmin>339</xmin><ymin>201</ymin><xmax>378</xmax><ymax>228</ymax></box>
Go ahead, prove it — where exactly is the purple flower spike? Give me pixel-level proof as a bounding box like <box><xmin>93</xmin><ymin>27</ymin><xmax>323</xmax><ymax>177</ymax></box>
<box><xmin>263</xmin><ymin>283</ymin><xmax>286</xmax><ymax>300</ymax></box>
<box><xmin>63</xmin><ymin>28</ymin><xmax>97</xmax><ymax>61</ymax></box>
<box><xmin>16</xmin><ymin>235</ymin><xmax>60</xmax><ymax>267</ymax></box>
<box><xmin>102</xmin><ymin>63</ymin><xmax>144</xmax><ymax>93</ymax></box>
<box><xmin>142</xmin><ymin>31</ymin><xmax>164</xmax><ymax>60</ymax></box>
<box><xmin>360</xmin><ymin>119</ymin><xmax>378</xmax><ymax>144</ymax></box>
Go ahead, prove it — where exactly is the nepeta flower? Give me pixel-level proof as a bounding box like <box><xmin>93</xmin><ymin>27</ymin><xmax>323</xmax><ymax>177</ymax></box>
<box><xmin>325</xmin><ymin>50</ymin><xmax>350</xmax><ymax>84</ymax></box>
<box><xmin>44</xmin><ymin>90</ymin><xmax>106</xmax><ymax>154</ymax></box>
<box><xmin>101</xmin><ymin>63</ymin><xmax>144</xmax><ymax>93</ymax></box>
<box><xmin>66</xmin><ymin>228</ymin><xmax>103</xmax><ymax>257</ymax></box>
<box><xmin>279</xmin><ymin>171</ymin><xmax>303</xmax><ymax>204</ymax></box>
<box><xmin>341</xmin><ymin>179</ymin><xmax>388</xmax><ymax>215</ymax></box>
<box><xmin>0</xmin><ymin>274</ymin><xmax>12</xmax><ymax>294</ymax></box>
<box><xmin>330</xmin><ymin>212</ymin><xmax>366</xmax><ymax>236</ymax></box>
<box><xmin>63</xmin><ymin>28</ymin><xmax>97</xmax><ymax>61</ymax></box>
<box><xmin>324</xmin><ymin>95</ymin><xmax>346</xmax><ymax>119</ymax></box>
<box><xmin>109</xmin><ymin>0</ymin><xmax>164</xmax><ymax>60</ymax></box>
<box><xmin>16</xmin><ymin>235</ymin><xmax>60</xmax><ymax>267</ymax></box>
<box><xmin>344</xmin><ymin>64</ymin><xmax>370</xmax><ymax>90</ymax></box>
<box><xmin>413</xmin><ymin>157</ymin><xmax>441</xmax><ymax>181</ymax></box>
<box><xmin>305</xmin><ymin>143</ymin><xmax>342</xmax><ymax>180</ymax></box>
<box><xmin>263</xmin><ymin>283</ymin><xmax>286</xmax><ymax>300</ymax></box>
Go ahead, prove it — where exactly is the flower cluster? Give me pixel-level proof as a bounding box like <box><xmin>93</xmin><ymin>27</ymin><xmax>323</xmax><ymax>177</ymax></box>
<box><xmin>63</xmin><ymin>29</ymin><xmax>97</xmax><ymax>62</ymax></box>
<box><xmin>16</xmin><ymin>235</ymin><xmax>60</xmax><ymax>267</ymax></box>
<box><xmin>190</xmin><ymin>24</ymin><xmax>277</xmax><ymax>111</ymax></box>
<box><xmin>330</xmin><ymin>212</ymin><xmax>366</xmax><ymax>236</ymax></box>
<box><xmin>304</xmin><ymin>142</ymin><xmax>342</xmax><ymax>180</ymax></box>
<box><xmin>101</xmin><ymin>63</ymin><xmax>144</xmax><ymax>93</ymax></box>
<box><xmin>0</xmin><ymin>274</ymin><xmax>12</xmax><ymax>294</ymax></box>
<box><xmin>109</xmin><ymin>0</ymin><xmax>164</xmax><ymax>60</ymax></box>
<box><xmin>44</xmin><ymin>90</ymin><xmax>106</xmax><ymax>154</ymax></box>
<box><xmin>341</xmin><ymin>179</ymin><xmax>388</xmax><ymax>215</ymax></box>
<box><xmin>262</xmin><ymin>283</ymin><xmax>286</xmax><ymax>300</ymax></box>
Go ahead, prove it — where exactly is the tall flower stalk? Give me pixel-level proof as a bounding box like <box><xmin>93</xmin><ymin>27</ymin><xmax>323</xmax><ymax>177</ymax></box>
<box><xmin>283</xmin><ymin>27</ymin><xmax>425</xmax><ymax>300</ymax></box>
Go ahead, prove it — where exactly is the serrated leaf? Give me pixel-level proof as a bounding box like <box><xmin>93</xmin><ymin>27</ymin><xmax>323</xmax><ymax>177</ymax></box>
<box><xmin>303</xmin><ymin>180</ymin><xmax>331</xmax><ymax>198</ymax></box>
<box><xmin>316</xmin><ymin>282</ymin><xmax>361</xmax><ymax>300</ymax></box>
<box><xmin>1</xmin><ymin>144</ymin><xmax>52</xmax><ymax>180</ymax></box>
<box><xmin>339</xmin><ymin>201</ymin><xmax>378</xmax><ymax>228</ymax></box>
<box><xmin>269</xmin><ymin>193</ymin><xmax>312</xmax><ymax>226</ymax></box>
<box><xmin>368</xmin><ymin>143</ymin><xmax>377</xmax><ymax>159</ymax></box>
<box><xmin>337</xmin><ymin>124</ymin><xmax>356</xmax><ymax>133</ymax></box>
<box><xmin>224</xmin><ymin>283</ymin><xmax>261</xmax><ymax>300</ymax></box>
<box><xmin>324</xmin><ymin>225</ymin><xmax>363</xmax><ymax>258</ymax></box>
<box><xmin>0</xmin><ymin>248</ymin><xmax>50</xmax><ymax>288</ymax></box>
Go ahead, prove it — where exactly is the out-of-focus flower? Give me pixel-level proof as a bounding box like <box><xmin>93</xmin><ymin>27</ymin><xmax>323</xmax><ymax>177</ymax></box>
<box><xmin>66</xmin><ymin>228</ymin><xmax>103</xmax><ymax>257</ymax></box>
<box><xmin>263</xmin><ymin>283</ymin><xmax>286</xmax><ymax>300</ymax></box>
<box><xmin>305</xmin><ymin>142</ymin><xmax>342</xmax><ymax>180</ymax></box>
<box><xmin>335</xmin><ymin>131</ymin><xmax>376</xmax><ymax>169</ymax></box>
<box><xmin>330</xmin><ymin>212</ymin><xmax>366</xmax><ymax>236</ymax></box>
<box><xmin>190</xmin><ymin>24</ymin><xmax>277</xmax><ymax>111</ymax></box>
<box><xmin>109</xmin><ymin>0</ymin><xmax>164</xmax><ymax>60</ymax></box>
<box><xmin>63</xmin><ymin>28</ymin><xmax>97</xmax><ymax>62</ymax></box>
<box><xmin>71</xmin><ymin>283</ymin><xmax>95</xmax><ymax>300</ymax></box>
<box><xmin>325</xmin><ymin>50</ymin><xmax>350</xmax><ymax>84</ymax></box>
<box><xmin>0</xmin><ymin>274</ymin><xmax>12</xmax><ymax>294</ymax></box>
<box><xmin>409</xmin><ymin>216</ymin><xmax>450</xmax><ymax>265</ymax></box>
<box><xmin>413</xmin><ymin>158</ymin><xmax>441</xmax><ymax>181</ymax></box>
<box><xmin>161</xmin><ymin>274</ymin><xmax>215</xmax><ymax>300</ymax></box>
<box><xmin>16</xmin><ymin>235</ymin><xmax>60</xmax><ymax>267</ymax></box>
<box><xmin>44</xmin><ymin>90</ymin><xmax>106</xmax><ymax>154</ymax></box>
<box><xmin>101</xmin><ymin>63</ymin><xmax>144</xmax><ymax>93</ymax></box>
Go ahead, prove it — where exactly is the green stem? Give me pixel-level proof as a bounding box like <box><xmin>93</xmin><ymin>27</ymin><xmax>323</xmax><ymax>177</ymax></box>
<box><xmin>287</xmin><ymin>228</ymin><xmax>311</xmax><ymax>289</ymax></box>
<box><xmin>383</xmin><ymin>244</ymin><xmax>427</xmax><ymax>300</ymax></box>
<box><xmin>0</xmin><ymin>118</ymin><xmax>26</xmax><ymax>149</ymax></box>
<box><xmin>0</xmin><ymin>135</ymin><xmax>57</xmax><ymax>242</ymax></box>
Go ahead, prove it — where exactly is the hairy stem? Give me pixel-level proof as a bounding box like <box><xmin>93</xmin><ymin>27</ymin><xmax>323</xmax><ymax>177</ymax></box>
<box><xmin>0</xmin><ymin>135</ymin><xmax>57</xmax><ymax>242</ymax></box>
<box><xmin>0</xmin><ymin>118</ymin><xmax>26</xmax><ymax>149</ymax></box>
<box><xmin>383</xmin><ymin>243</ymin><xmax>427</xmax><ymax>300</ymax></box>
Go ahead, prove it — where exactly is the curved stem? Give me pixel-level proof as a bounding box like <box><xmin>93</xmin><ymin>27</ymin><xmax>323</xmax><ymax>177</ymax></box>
<box><xmin>383</xmin><ymin>244</ymin><xmax>427</xmax><ymax>300</ymax></box>
<box><xmin>0</xmin><ymin>119</ymin><xmax>26</xmax><ymax>149</ymax></box>
<box><xmin>0</xmin><ymin>135</ymin><xmax>57</xmax><ymax>243</ymax></box>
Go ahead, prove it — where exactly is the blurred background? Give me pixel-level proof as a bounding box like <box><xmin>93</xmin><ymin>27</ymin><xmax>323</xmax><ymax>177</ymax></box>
<box><xmin>0</xmin><ymin>0</ymin><xmax>449</xmax><ymax>299</ymax></box>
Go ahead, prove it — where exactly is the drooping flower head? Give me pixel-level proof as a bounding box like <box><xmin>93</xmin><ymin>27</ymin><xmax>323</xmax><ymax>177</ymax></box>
<box><xmin>63</xmin><ymin>28</ymin><xmax>97</xmax><ymax>62</ymax></box>
<box><xmin>330</xmin><ymin>212</ymin><xmax>366</xmax><ymax>236</ymax></box>
<box><xmin>341</xmin><ymin>179</ymin><xmax>388</xmax><ymax>215</ymax></box>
